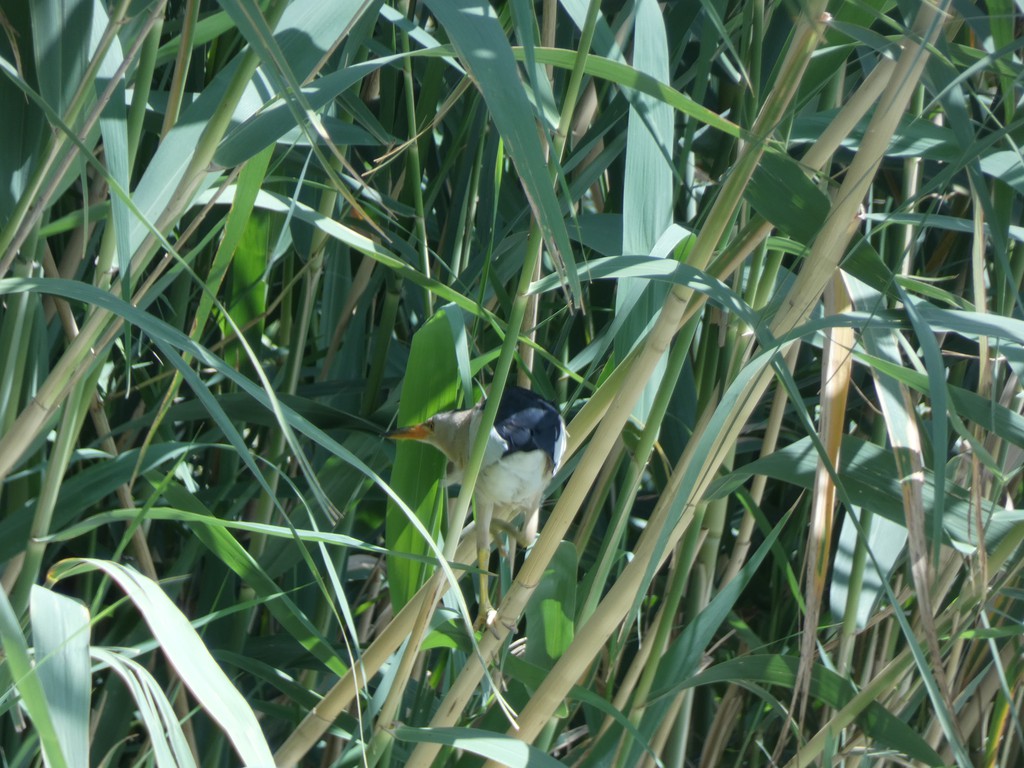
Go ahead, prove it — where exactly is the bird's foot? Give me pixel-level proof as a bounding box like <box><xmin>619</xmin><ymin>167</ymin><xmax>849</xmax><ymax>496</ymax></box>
<box><xmin>474</xmin><ymin>605</ymin><xmax>517</xmax><ymax>637</ymax></box>
<box><xmin>474</xmin><ymin>607</ymin><xmax>499</xmax><ymax>633</ymax></box>
<box><xmin>490</xmin><ymin>518</ymin><xmax>532</xmax><ymax>549</ymax></box>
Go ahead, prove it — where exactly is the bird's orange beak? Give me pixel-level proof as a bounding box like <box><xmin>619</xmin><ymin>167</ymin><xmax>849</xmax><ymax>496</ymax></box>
<box><xmin>385</xmin><ymin>422</ymin><xmax>433</xmax><ymax>441</ymax></box>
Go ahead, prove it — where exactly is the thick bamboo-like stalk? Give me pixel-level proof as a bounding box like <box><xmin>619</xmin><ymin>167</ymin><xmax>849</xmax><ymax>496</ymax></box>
<box><xmin>720</xmin><ymin>343</ymin><xmax>798</xmax><ymax>584</ymax></box>
<box><xmin>786</xmin><ymin>273</ymin><xmax>855</xmax><ymax>747</ymax></box>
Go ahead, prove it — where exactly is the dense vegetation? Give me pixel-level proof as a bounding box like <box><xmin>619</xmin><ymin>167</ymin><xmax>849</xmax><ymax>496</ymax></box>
<box><xmin>2</xmin><ymin>0</ymin><xmax>1023</xmax><ymax>766</ymax></box>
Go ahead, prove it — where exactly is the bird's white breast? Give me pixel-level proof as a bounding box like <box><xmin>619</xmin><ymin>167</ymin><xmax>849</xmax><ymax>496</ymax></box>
<box><xmin>476</xmin><ymin>448</ymin><xmax>553</xmax><ymax>509</ymax></box>
<box><xmin>443</xmin><ymin>412</ymin><xmax>560</xmax><ymax>510</ymax></box>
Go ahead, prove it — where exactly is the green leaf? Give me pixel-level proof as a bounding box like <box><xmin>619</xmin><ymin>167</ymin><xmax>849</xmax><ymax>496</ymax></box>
<box><xmin>196</xmin><ymin>185</ymin><xmax>493</xmax><ymax>321</ymax></box>
<box><xmin>684</xmin><ymin>656</ymin><xmax>943</xmax><ymax>766</ymax></box>
<box><xmin>94</xmin><ymin>4</ymin><xmax>132</xmax><ymax>296</ymax></box>
<box><xmin>30</xmin><ymin>0</ymin><xmax>96</xmax><ymax>116</ymax></box>
<box><xmin>709</xmin><ymin>434</ymin><xmax>1016</xmax><ymax>551</ymax></box>
<box><xmin>0</xmin><ymin>5</ymin><xmax>46</xmax><ymax>220</ymax></box>
<box><xmin>978</xmin><ymin>149</ymin><xmax>1024</xmax><ymax>194</ymax></box>
<box><xmin>216</xmin><ymin>50</ymin><xmax>410</xmax><ymax>166</ymax></box>
<box><xmin>423</xmin><ymin>0</ymin><xmax>581</xmax><ymax>304</ymax></box>
<box><xmin>524</xmin><ymin>540</ymin><xmax>577</xmax><ymax>669</ymax></box>
<box><xmin>91</xmin><ymin>649</ymin><xmax>196</xmax><ymax>767</ymax></box>
<box><xmin>126</xmin><ymin>0</ymin><xmax>356</xmax><ymax>258</ymax></box>
<box><xmin>898</xmin><ymin>290</ymin><xmax>949</xmax><ymax>561</ymax></box>
<box><xmin>386</xmin><ymin>309</ymin><xmax>460</xmax><ymax>610</ymax></box>
<box><xmin>617</xmin><ymin>0</ymin><xmax>675</xmax><ymax>423</ymax></box>
<box><xmin>49</xmin><ymin>559</ymin><xmax>274</xmax><ymax>767</ymax></box>
<box><xmin>745</xmin><ymin>150</ymin><xmax>830</xmax><ymax>243</ymax></box>
<box><xmin>30</xmin><ymin>588</ymin><xmax>91</xmax><ymax>768</ymax></box>
<box><xmin>392</xmin><ymin>725</ymin><xmax>567</xmax><ymax>768</ymax></box>
<box><xmin>519</xmin><ymin>47</ymin><xmax>739</xmax><ymax>139</ymax></box>
<box><xmin>158</xmin><ymin>484</ymin><xmax>352</xmax><ymax>678</ymax></box>
<box><xmin>647</xmin><ymin>511</ymin><xmax>790</xmax><ymax>702</ymax></box>
<box><xmin>0</xmin><ymin>443</ymin><xmax>193</xmax><ymax>565</ymax></box>
<box><xmin>0</xmin><ymin>587</ymin><xmax>70</xmax><ymax>768</ymax></box>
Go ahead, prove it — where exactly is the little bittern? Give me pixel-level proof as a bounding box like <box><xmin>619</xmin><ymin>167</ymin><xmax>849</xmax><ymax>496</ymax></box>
<box><xmin>387</xmin><ymin>386</ymin><xmax>566</xmax><ymax>626</ymax></box>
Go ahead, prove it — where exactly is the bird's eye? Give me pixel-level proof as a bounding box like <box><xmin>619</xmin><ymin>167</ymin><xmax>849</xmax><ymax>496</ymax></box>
<box><xmin>426</xmin><ymin>418</ymin><xmax>434</xmax><ymax>428</ymax></box>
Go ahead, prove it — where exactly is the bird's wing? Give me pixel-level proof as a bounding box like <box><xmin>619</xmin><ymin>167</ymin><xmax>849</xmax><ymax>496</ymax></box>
<box><xmin>494</xmin><ymin>390</ymin><xmax>565</xmax><ymax>470</ymax></box>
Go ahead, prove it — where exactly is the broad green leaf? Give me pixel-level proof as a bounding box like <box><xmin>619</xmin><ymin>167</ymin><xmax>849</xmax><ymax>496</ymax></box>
<box><xmin>203</xmin><ymin>145</ymin><xmax>274</xmax><ymax>371</ymax></box>
<box><xmin>978</xmin><ymin>149</ymin><xmax>1024</xmax><ymax>194</ymax></box>
<box><xmin>745</xmin><ymin>150</ymin><xmax>831</xmax><ymax>243</ymax></box>
<box><xmin>386</xmin><ymin>309</ymin><xmax>459</xmax><ymax>610</ymax></box>
<box><xmin>523</xmin><ymin>47</ymin><xmax>738</xmax><ymax>137</ymax></box>
<box><xmin>830</xmin><ymin>275</ymin><xmax>908</xmax><ymax>630</ymax></box>
<box><xmin>616</xmin><ymin>0</ymin><xmax>675</xmax><ymax>424</ymax></box>
<box><xmin>30</xmin><ymin>0</ymin><xmax>94</xmax><ymax>117</ymax></box>
<box><xmin>791</xmin><ymin>112</ymin><xmax>960</xmax><ymax>161</ymax></box>
<box><xmin>30</xmin><ymin>588</ymin><xmax>90</xmax><ymax>768</ymax></box>
<box><xmin>524</xmin><ymin>540</ymin><xmax>577</xmax><ymax>669</ymax></box>
<box><xmin>831</xmin><ymin>505</ymin><xmax>906</xmax><ymax>630</ymax></box>
<box><xmin>0</xmin><ymin>587</ymin><xmax>69</xmax><ymax>768</ymax></box>
<box><xmin>223</xmin><ymin>207</ymin><xmax>271</xmax><ymax>367</ymax></box>
<box><xmin>93</xmin><ymin>3</ymin><xmax>132</xmax><ymax>295</ymax></box>
<box><xmin>127</xmin><ymin>0</ymin><xmax>360</xmax><ymax>258</ymax></box>
<box><xmin>0</xmin><ymin>7</ymin><xmax>46</xmax><ymax>222</ymax></box>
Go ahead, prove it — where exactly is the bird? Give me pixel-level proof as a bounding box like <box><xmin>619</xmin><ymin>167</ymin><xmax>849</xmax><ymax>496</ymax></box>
<box><xmin>386</xmin><ymin>386</ymin><xmax>567</xmax><ymax>627</ymax></box>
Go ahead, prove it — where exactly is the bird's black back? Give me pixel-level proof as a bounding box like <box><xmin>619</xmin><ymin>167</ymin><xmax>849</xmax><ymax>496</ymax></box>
<box><xmin>493</xmin><ymin>386</ymin><xmax>564</xmax><ymax>463</ymax></box>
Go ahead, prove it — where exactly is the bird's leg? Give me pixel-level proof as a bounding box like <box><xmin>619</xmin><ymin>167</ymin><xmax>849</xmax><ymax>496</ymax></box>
<box><xmin>489</xmin><ymin>518</ymin><xmax>529</xmax><ymax>547</ymax></box>
<box><xmin>522</xmin><ymin>506</ymin><xmax>539</xmax><ymax>543</ymax></box>
<box><xmin>490</xmin><ymin>505</ymin><xmax>538</xmax><ymax>575</ymax></box>
<box><xmin>474</xmin><ymin>499</ymin><xmax>496</xmax><ymax>629</ymax></box>
<box><xmin>489</xmin><ymin>501</ymin><xmax>539</xmax><ymax>548</ymax></box>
